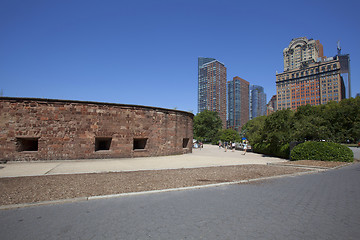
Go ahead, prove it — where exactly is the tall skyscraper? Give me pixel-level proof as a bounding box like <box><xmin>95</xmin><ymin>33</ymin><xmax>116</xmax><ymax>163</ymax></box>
<box><xmin>249</xmin><ymin>85</ymin><xmax>267</xmax><ymax>120</ymax></box>
<box><xmin>198</xmin><ymin>57</ymin><xmax>227</xmax><ymax>127</ymax></box>
<box><xmin>276</xmin><ymin>37</ymin><xmax>348</xmax><ymax>111</ymax></box>
<box><xmin>227</xmin><ymin>76</ymin><xmax>249</xmax><ymax>132</ymax></box>
<box><xmin>337</xmin><ymin>48</ymin><xmax>351</xmax><ymax>98</ymax></box>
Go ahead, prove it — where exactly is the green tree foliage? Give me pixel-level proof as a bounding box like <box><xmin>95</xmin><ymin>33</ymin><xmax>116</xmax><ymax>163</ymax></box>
<box><xmin>193</xmin><ymin>110</ymin><xmax>222</xmax><ymax>142</ymax></box>
<box><xmin>291</xmin><ymin>105</ymin><xmax>330</xmax><ymax>141</ymax></box>
<box><xmin>320</xmin><ymin>97</ymin><xmax>360</xmax><ymax>143</ymax></box>
<box><xmin>219</xmin><ymin>128</ymin><xmax>241</xmax><ymax>143</ymax></box>
<box><xmin>241</xmin><ymin>116</ymin><xmax>266</xmax><ymax>144</ymax></box>
<box><xmin>262</xmin><ymin>109</ymin><xmax>293</xmax><ymax>146</ymax></box>
<box><xmin>244</xmin><ymin>110</ymin><xmax>293</xmax><ymax>158</ymax></box>
<box><xmin>241</xmin><ymin>96</ymin><xmax>360</xmax><ymax>159</ymax></box>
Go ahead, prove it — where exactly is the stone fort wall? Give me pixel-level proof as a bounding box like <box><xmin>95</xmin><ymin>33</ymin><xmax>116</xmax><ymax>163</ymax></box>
<box><xmin>0</xmin><ymin>97</ymin><xmax>193</xmax><ymax>161</ymax></box>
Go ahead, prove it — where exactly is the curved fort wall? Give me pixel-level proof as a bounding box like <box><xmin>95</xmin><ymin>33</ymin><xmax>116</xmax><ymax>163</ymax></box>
<box><xmin>0</xmin><ymin>97</ymin><xmax>193</xmax><ymax>161</ymax></box>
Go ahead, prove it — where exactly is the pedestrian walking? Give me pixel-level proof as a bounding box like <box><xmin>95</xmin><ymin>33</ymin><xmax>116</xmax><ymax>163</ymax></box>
<box><xmin>243</xmin><ymin>142</ymin><xmax>248</xmax><ymax>155</ymax></box>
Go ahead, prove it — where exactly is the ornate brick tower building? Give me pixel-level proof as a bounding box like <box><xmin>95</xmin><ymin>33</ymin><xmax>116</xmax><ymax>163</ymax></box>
<box><xmin>276</xmin><ymin>37</ymin><xmax>347</xmax><ymax>110</ymax></box>
<box><xmin>283</xmin><ymin>37</ymin><xmax>324</xmax><ymax>71</ymax></box>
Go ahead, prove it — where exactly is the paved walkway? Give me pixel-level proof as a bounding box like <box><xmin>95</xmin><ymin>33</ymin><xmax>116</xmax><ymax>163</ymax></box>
<box><xmin>0</xmin><ymin>145</ymin><xmax>287</xmax><ymax>178</ymax></box>
<box><xmin>349</xmin><ymin>147</ymin><xmax>360</xmax><ymax>161</ymax></box>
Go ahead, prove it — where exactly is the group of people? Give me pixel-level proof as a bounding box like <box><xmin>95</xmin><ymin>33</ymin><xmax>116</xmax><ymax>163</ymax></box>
<box><xmin>193</xmin><ymin>141</ymin><xmax>203</xmax><ymax>149</ymax></box>
<box><xmin>219</xmin><ymin>141</ymin><xmax>248</xmax><ymax>155</ymax></box>
<box><xmin>193</xmin><ymin>140</ymin><xmax>249</xmax><ymax>155</ymax></box>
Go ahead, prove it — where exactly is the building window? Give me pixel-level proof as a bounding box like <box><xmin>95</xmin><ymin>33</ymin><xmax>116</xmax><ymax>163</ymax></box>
<box><xmin>95</xmin><ymin>137</ymin><xmax>112</xmax><ymax>151</ymax></box>
<box><xmin>133</xmin><ymin>138</ymin><xmax>148</xmax><ymax>150</ymax></box>
<box><xmin>17</xmin><ymin>138</ymin><xmax>39</xmax><ymax>152</ymax></box>
<box><xmin>183</xmin><ymin>138</ymin><xmax>190</xmax><ymax>148</ymax></box>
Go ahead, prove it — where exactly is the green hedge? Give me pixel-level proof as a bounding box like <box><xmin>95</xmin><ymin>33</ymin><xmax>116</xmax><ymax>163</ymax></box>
<box><xmin>253</xmin><ymin>143</ymin><xmax>270</xmax><ymax>156</ymax></box>
<box><xmin>253</xmin><ymin>143</ymin><xmax>290</xmax><ymax>159</ymax></box>
<box><xmin>290</xmin><ymin>141</ymin><xmax>353</xmax><ymax>162</ymax></box>
<box><xmin>278</xmin><ymin>143</ymin><xmax>290</xmax><ymax>159</ymax></box>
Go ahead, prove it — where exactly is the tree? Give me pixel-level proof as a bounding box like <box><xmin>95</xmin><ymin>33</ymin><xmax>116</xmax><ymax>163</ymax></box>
<box><xmin>319</xmin><ymin>97</ymin><xmax>360</xmax><ymax>143</ymax></box>
<box><xmin>291</xmin><ymin>105</ymin><xmax>330</xmax><ymax>141</ymax></box>
<box><xmin>193</xmin><ymin>110</ymin><xmax>222</xmax><ymax>142</ymax></box>
<box><xmin>219</xmin><ymin>128</ymin><xmax>241</xmax><ymax>143</ymax></box>
<box><xmin>262</xmin><ymin>109</ymin><xmax>293</xmax><ymax>145</ymax></box>
<box><xmin>240</xmin><ymin>97</ymin><xmax>360</xmax><ymax>158</ymax></box>
<box><xmin>241</xmin><ymin>115</ymin><xmax>266</xmax><ymax>145</ymax></box>
<box><xmin>242</xmin><ymin>109</ymin><xmax>294</xmax><ymax>157</ymax></box>
<box><xmin>332</xmin><ymin>97</ymin><xmax>360</xmax><ymax>143</ymax></box>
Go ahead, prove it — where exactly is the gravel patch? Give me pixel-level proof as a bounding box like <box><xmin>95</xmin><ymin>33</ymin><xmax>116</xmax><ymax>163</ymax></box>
<box><xmin>0</xmin><ymin>165</ymin><xmax>309</xmax><ymax>206</ymax></box>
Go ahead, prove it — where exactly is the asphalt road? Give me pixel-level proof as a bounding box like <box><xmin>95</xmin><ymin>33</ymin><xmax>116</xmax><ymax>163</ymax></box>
<box><xmin>1</xmin><ymin>163</ymin><xmax>360</xmax><ymax>240</ymax></box>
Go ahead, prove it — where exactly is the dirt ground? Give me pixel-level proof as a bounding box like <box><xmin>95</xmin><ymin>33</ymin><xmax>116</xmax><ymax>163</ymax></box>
<box><xmin>0</xmin><ymin>161</ymin><xmax>350</xmax><ymax>206</ymax></box>
<box><xmin>275</xmin><ymin>160</ymin><xmax>351</xmax><ymax>168</ymax></box>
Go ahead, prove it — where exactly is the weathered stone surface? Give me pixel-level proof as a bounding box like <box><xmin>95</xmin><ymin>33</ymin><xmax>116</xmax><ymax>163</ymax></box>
<box><xmin>0</xmin><ymin>97</ymin><xmax>193</xmax><ymax>161</ymax></box>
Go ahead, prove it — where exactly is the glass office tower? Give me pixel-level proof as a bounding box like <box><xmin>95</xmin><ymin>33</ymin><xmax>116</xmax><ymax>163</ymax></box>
<box><xmin>249</xmin><ymin>85</ymin><xmax>267</xmax><ymax>120</ymax></box>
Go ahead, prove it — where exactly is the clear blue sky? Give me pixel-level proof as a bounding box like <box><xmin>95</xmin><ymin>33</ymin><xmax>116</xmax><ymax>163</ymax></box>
<box><xmin>1</xmin><ymin>0</ymin><xmax>359</xmax><ymax>113</ymax></box>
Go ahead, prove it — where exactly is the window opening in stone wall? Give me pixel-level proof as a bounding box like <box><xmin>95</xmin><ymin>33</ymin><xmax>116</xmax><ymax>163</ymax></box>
<box><xmin>133</xmin><ymin>138</ymin><xmax>147</xmax><ymax>150</ymax></box>
<box><xmin>17</xmin><ymin>138</ymin><xmax>39</xmax><ymax>152</ymax></box>
<box><xmin>95</xmin><ymin>137</ymin><xmax>112</xmax><ymax>151</ymax></box>
<box><xmin>183</xmin><ymin>138</ymin><xmax>189</xmax><ymax>148</ymax></box>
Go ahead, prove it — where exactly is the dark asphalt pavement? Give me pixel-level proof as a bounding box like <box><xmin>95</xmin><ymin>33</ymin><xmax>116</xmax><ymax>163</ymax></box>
<box><xmin>1</xmin><ymin>163</ymin><xmax>360</xmax><ymax>239</ymax></box>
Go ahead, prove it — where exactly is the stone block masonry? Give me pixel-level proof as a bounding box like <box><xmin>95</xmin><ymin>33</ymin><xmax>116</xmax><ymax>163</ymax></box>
<box><xmin>0</xmin><ymin>97</ymin><xmax>193</xmax><ymax>161</ymax></box>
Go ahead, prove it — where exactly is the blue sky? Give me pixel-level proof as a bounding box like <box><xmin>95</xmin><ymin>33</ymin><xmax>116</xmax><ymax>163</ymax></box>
<box><xmin>1</xmin><ymin>0</ymin><xmax>359</xmax><ymax>113</ymax></box>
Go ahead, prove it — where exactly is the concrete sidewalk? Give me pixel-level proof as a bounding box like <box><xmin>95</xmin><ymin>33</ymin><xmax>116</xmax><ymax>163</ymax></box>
<box><xmin>0</xmin><ymin>144</ymin><xmax>288</xmax><ymax>178</ymax></box>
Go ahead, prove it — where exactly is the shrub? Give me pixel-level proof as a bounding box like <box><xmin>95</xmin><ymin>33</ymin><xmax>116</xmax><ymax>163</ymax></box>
<box><xmin>290</xmin><ymin>141</ymin><xmax>353</xmax><ymax>162</ymax></box>
<box><xmin>253</xmin><ymin>143</ymin><xmax>290</xmax><ymax>159</ymax></box>
<box><xmin>277</xmin><ymin>143</ymin><xmax>290</xmax><ymax>159</ymax></box>
<box><xmin>253</xmin><ymin>143</ymin><xmax>270</xmax><ymax>156</ymax></box>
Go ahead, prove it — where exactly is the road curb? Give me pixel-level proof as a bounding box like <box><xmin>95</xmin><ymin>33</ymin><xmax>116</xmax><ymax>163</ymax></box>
<box><xmin>267</xmin><ymin>162</ymin><xmax>353</xmax><ymax>170</ymax></box>
<box><xmin>267</xmin><ymin>163</ymin><xmax>329</xmax><ymax>170</ymax></box>
<box><xmin>0</xmin><ymin>197</ymin><xmax>88</xmax><ymax>210</ymax></box>
<box><xmin>0</xmin><ymin>169</ymin><xmax>320</xmax><ymax>210</ymax></box>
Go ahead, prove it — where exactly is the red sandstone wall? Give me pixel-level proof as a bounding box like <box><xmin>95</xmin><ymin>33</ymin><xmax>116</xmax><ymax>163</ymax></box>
<box><xmin>0</xmin><ymin>98</ymin><xmax>193</xmax><ymax>161</ymax></box>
